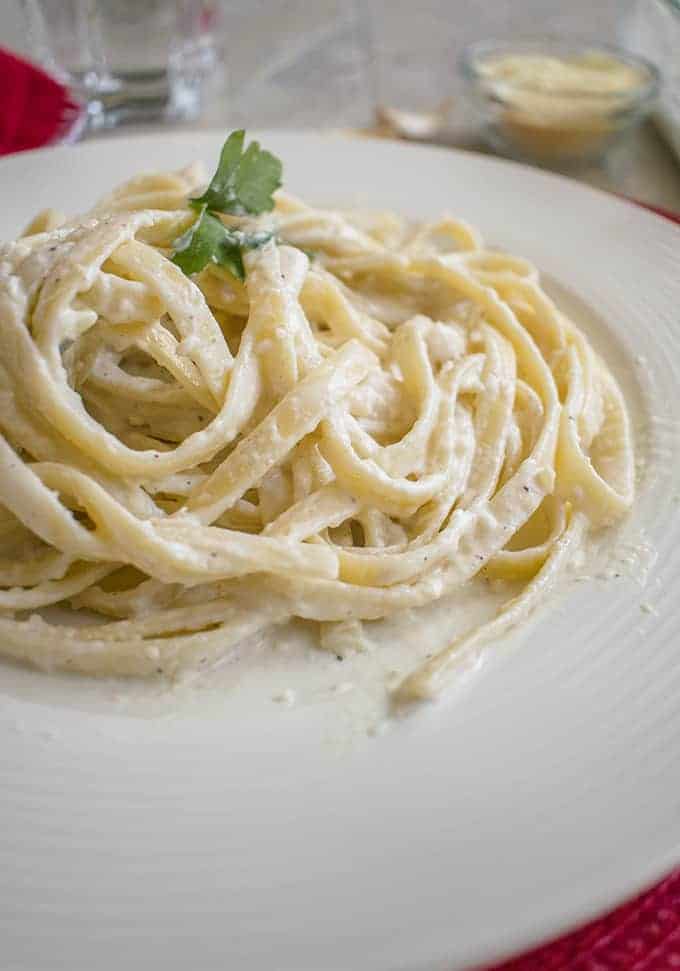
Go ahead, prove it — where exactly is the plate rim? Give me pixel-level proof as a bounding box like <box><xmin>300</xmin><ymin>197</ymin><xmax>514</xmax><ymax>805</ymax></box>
<box><xmin>1</xmin><ymin>129</ymin><xmax>679</xmax><ymax>971</ymax></box>
<box><xmin>5</xmin><ymin>125</ymin><xmax>680</xmax><ymax>236</ymax></box>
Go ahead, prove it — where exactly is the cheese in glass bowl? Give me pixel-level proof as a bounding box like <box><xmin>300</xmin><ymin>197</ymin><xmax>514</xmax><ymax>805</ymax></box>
<box><xmin>460</xmin><ymin>38</ymin><xmax>660</xmax><ymax>166</ymax></box>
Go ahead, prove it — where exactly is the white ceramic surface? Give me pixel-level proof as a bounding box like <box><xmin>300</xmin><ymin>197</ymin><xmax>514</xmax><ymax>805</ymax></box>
<box><xmin>1</xmin><ymin>132</ymin><xmax>679</xmax><ymax>971</ymax></box>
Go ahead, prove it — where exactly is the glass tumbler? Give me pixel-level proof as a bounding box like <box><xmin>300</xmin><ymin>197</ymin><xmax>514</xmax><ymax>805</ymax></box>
<box><xmin>21</xmin><ymin>0</ymin><xmax>221</xmax><ymax>130</ymax></box>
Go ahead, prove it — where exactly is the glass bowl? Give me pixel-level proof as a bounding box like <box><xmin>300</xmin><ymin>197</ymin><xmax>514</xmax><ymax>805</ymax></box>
<box><xmin>460</xmin><ymin>37</ymin><xmax>661</xmax><ymax>166</ymax></box>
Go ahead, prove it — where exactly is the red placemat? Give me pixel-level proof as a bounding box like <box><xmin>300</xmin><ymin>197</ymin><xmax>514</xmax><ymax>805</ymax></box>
<box><xmin>486</xmin><ymin>870</ymin><xmax>680</xmax><ymax>970</ymax></box>
<box><xmin>0</xmin><ymin>46</ymin><xmax>83</xmax><ymax>155</ymax></box>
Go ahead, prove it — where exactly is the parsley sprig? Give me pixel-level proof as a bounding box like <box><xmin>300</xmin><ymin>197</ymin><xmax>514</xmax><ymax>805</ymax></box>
<box><xmin>192</xmin><ymin>129</ymin><xmax>282</xmax><ymax>216</ymax></box>
<box><xmin>172</xmin><ymin>207</ymin><xmax>274</xmax><ymax>279</ymax></box>
<box><xmin>172</xmin><ymin>130</ymin><xmax>282</xmax><ymax>280</ymax></box>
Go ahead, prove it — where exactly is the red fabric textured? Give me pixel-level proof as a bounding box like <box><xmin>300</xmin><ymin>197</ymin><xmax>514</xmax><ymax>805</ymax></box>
<box><xmin>0</xmin><ymin>47</ymin><xmax>83</xmax><ymax>155</ymax></box>
<box><xmin>487</xmin><ymin>870</ymin><xmax>680</xmax><ymax>971</ymax></box>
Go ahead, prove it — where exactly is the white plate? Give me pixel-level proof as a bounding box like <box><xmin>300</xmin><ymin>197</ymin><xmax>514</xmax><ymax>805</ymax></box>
<box><xmin>1</xmin><ymin>131</ymin><xmax>679</xmax><ymax>971</ymax></box>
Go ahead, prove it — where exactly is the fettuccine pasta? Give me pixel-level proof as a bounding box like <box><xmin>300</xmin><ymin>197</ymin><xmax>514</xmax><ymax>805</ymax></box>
<box><xmin>0</xmin><ymin>152</ymin><xmax>634</xmax><ymax>702</ymax></box>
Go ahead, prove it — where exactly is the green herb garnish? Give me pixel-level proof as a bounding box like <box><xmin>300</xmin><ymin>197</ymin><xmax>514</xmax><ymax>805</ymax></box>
<box><xmin>172</xmin><ymin>130</ymin><xmax>282</xmax><ymax>280</ymax></box>
<box><xmin>173</xmin><ymin>206</ymin><xmax>274</xmax><ymax>279</ymax></box>
<box><xmin>191</xmin><ymin>129</ymin><xmax>282</xmax><ymax>216</ymax></box>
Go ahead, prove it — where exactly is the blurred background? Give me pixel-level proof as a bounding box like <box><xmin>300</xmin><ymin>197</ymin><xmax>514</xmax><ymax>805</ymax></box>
<box><xmin>1</xmin><ymin>0</ymin><xmax>678</xmax><ymax>211</ymax></box>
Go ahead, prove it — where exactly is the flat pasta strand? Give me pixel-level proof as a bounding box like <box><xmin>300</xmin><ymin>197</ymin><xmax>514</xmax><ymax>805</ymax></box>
<box><xmin>0</xmin><ymin>161</ymin><xmax>634</xmax><ymax>699</ymax></box>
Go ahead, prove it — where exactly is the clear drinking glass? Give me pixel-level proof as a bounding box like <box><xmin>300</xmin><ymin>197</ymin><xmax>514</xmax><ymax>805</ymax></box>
<box><xmin>21</xmin><ymin>0</ymin><xmax>221</xmax><ymax>130</ymax></box>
